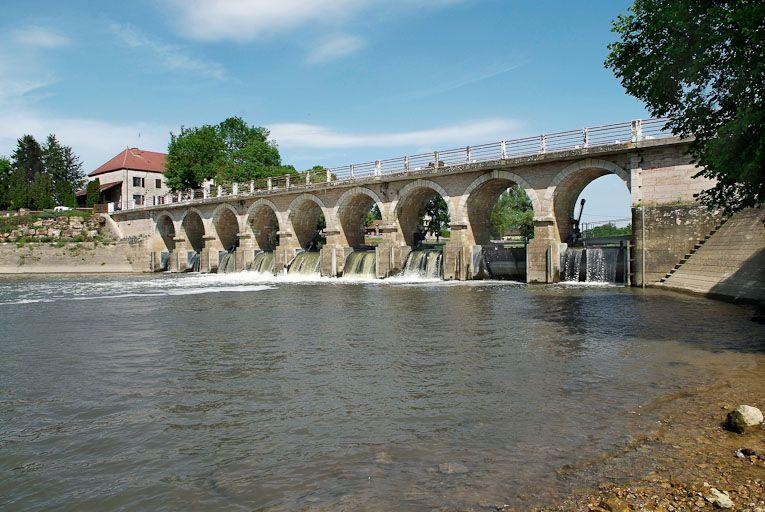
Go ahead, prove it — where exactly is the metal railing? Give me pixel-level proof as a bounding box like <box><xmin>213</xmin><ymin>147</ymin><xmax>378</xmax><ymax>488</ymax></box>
<box><xmin>136</xmin><ymin>117</ymin><xmax>673</xmax><ymax>211</ymax></box>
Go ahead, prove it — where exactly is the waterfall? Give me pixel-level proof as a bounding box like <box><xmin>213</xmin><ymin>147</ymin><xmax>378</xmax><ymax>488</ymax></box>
<box><xmin>343</xmin><ymin>250</ymin><xmax>376</xmax><ymax>279</ymax></box>
<box><xmin>288</xmin><ymin>251</ymin><xmax>321</xmax><ymax>275</ymax></box>
<box><xmin>250</xmin><ymin>251</ymin><xmax>275</xmax><ymax>274</ymax></box>
<box><xmin>218</xmin><ymin>250</ymin><xmax>237</xmax><ymax>273</ymax></box>
<box><xmin>160</xmin><ymin>251</ymin><xmax>170</xmax><ymax>271</ymax></box>
<box><xmin>561</xmin><ymin>248</ymin><xmax>584</xmax><ymax>282</ymax></box>
<box><xmin>400</xmin><ymin>249</ymin><xmax>443</xmax><ymax>279</ymax></box>
<box><xmin>560</xmin><ymin>247</ymin><xmax>624</xmax><ymax>284</ymax></box>
<box><xmin>187</xmin><ymin>251</ymin><xmax>200</xmax><ymax>272</ymax></box>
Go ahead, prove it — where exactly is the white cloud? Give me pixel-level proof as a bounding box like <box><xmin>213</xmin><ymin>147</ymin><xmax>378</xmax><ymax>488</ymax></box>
<box><xmin>0</xmin><ymin>110</ymin><xmax>170</xmax><ymax>171</ymax></box>
<box><xmin>11</xmin><ymin>26</ymin><xmax>71</xmax><ymax>48</ymax></box>
<box><xmin>110</xmin><ymin>23</ymin><xmax>225</xmax><ymax>80</ymax></box>
<box><xmin>165</xmin><ymin>0</ymin><xmax>462</xmax><ymax>42</ymax></box>
<box><xmin>306</xmin><ymin>34</ymin><xmax>364</xmax><ymax>64</ymax></box>
<box><xmin>268</xmin><ymin>118</ymin><xmax>519</xmax><ymax>149</ymax></box>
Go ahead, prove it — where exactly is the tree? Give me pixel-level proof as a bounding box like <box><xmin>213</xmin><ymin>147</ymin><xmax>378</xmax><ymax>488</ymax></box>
<box><xmin>11</xmin><ymin>135</ymin><xmax>44</xmax><ymax>181</ymax></box>
<box><xmin>606</xmin><ymin>0</ymin><xmax>765</xmax><ymax>212</ymax></box>
<box><xmin>365</xmin><ymin>204</ymin><xmax>382</xmax><ymax>227</ymax></box>
<box><xmin>490</xmin><ymin>185</ymin><xmax>534</xmax><ymax>239</ymax></box>
<box><xmin>165</xmin><ymin>117</ymin><xmax>297</xmax><ymax>191</ymax></box>
<box><xmin>165</xmin><ymin>125</ymin><xmax>226</xmax><ymax>191</ymax></box>
<box><xmin>0</xmin><ymin>157</ymin><xmax>10</xmax><ymax>209</ymax></box>
<box><xmin>30</xmin><ymin>172</ymin><xmax>54</xmax><ymax>210</ymax></box>
<box><xmin>7</xmin><ymin>167</ymin><xmax>30</xmax><ymax>210</ymax></box>
<box><xmin>43</xmin><ymin>135</ymin><xmax>80</xmax><ymax>206</ymax></box>
<box><xmin>423</xmin><ymin>195</ymin><xmax>450</xmax><ymax>241</ymax></box>
<box><xmin>86</xmin><ymin>178</ymin><xmax>101</xmax><ymax>207</ymax></box>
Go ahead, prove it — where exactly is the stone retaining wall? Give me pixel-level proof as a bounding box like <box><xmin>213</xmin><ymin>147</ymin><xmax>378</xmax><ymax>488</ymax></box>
<box><xmin>659</xmin><ymin>207</ymin><xmax>765</xmax><ymax>304</ymax></box>
<box><xmin>632</xmin><ymin>204</ymin><xmax>723</xmax><ymax>285</ymax></box>
<box><xmin>0</xmin><ymin>240</ymin><xmax>150</xmax><ymax>273</ymax></box>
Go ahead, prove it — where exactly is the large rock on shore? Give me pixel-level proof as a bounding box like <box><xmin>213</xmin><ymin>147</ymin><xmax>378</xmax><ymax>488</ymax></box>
<box><xmin>725</xmin><ymin>404</ymin><xmax>763</xmax><ymax>433</ymax></box>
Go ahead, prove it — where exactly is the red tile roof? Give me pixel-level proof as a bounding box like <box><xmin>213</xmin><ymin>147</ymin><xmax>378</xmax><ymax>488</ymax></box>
<box><xmin>89</xmin><ymin>148</ymin><xmax>167</xmax><ymax>177</ymax></box>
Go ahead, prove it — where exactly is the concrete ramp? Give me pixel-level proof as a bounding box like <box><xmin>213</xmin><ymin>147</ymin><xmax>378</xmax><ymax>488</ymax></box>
<box><xmin>659</xmin><ymin>208</ymin><xmax>765</xmax><ymax>303</ymax></box>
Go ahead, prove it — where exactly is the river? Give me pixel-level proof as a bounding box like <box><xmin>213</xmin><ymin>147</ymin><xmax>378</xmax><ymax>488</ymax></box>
<box><xmin>1</xmin><ymin>273</ymin><xmax>763</xmax><ymax>511</ymax></box>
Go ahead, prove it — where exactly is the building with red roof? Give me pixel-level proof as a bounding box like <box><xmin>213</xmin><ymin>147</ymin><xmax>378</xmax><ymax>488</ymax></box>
<box><xmin>80</xmin><ymin>148</ymin><xmax>167</xmax><ymax>211</ymax></box>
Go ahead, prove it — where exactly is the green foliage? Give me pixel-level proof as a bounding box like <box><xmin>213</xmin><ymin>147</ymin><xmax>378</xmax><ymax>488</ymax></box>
<box><xmin>165</xmin><ymin>125</ymin><xmax>226</xmax><ymax>191</ymax></box>
<box><xmin>582</xmin><ymin>223</ymin><xmax>632</xmax><ymax>238</ymax></box>
<box><xmin>0</xmin><ymin>157</ymin><xmax>10</xmax><ymax>209</ymax></box>
<box><xmin>365</xmin><ymin>204</ymin><xmax>382</xmax><ymax>227</ymax></box>
<box><xmin>606</xmin><ymin>0</ymin><xmax>765</xmax><ymax>212</ymax></box>
<box><xmin>86</xmin><ymin>178</ymin><xmax>101</xmax><ymax>207</ymax></box>
<box><xmin>423</xmin><ymin>195</ymin><xmax>450</xmax><ymax>241</ymax></box>
<box><xmin>490</xmin><ymin>185</ymin><xmax>534</xmax><ymax>239</ymax></box>
<box><xmin>12</xmin><ymin>135</ymin><xmax>44</xmax><ymax>181</ymax></box>
<box><xmin>0</xmin><ymin>134</ymin><xmax>84</xmax><ymax>211</ymax></box>
<box><xmin>165</xmin><ymin>116</ymin><xmax>296</xmax><ymax>190</ymax></box>
<box><xmin>30</xmin><ymin>173</ymin><xmax>54</xmax><ymax>210</ymax></box>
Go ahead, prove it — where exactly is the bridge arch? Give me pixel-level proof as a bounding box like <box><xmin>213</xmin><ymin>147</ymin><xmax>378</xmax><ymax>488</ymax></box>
<box><xmin>154</xmin><ymin>212</ymin><xmax>176</xmax><ymax>252</ymax></box>
<box><xmin>394</xmin><ymin>179</ymin><xmax>453</xmax><ymax>247</ymax></box>
<box><xmin>247</xmin><ymin>199</ymin><xmax>281</xmax><ymax>251</ymax></box>
<box><xmin>212</xmin><ymin>203</ymin><xmax>241</xmax><ymax>251</ymax></box>
<box><xmin>459</xmin><ymin>171</ymin><xmax>541</xmax><ymax>245</ymax></box>
<box><xmin>545</xmin><ymin>159</ymin><xmax>630</xmax><ymax>242</ymax></box>
<box><xmin>286</xmin><ymin>194</ymin><xmax>327</xmax><ymax>250</ymax></box>
<box><xmin>336</xmin><ymin>187</ymin><xmax>385</xmax><ymax>248</ymax></box>
<box><xmin>180</xmin><ymin>207</ymin><xmax>206</xmax><ymax>252</ymax></box>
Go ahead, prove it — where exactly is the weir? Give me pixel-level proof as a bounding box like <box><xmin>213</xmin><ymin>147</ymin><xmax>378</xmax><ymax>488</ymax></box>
<box><xmin>400</xmin><ymin>249</ymin><xmax>443</xmax><ymax>279</ymax></box>
<box><xmin>218</xmin><ymin>249</ymin><xmax>236</xmax><ymax>273</ymax></box>
<box><xmin>481</xmin><ymin>245</ymin><xmax>527</xmax><ymax>281</ymax></box>
<box><xmin>120</xmin><ymin>118</ymin><xmax>719</xmax><ymax>285</ymax></box>
<box><xmin>288</xmin><ymin>251</ymin><xmax>321</xmax><ymax>275</ymax></box>
<box><xmin>250</xmin><ymin>251</ymin><xmax>275</xmax><ymax>274</ymax></box>
<box><xmin>560</xmin><ymin>246</ymin><xmax>627</xmax><ymax>284</ymax></box>
<box><xmin>343</xmin><ymin>250</ymin><xmax>376</xmax><ymax>279</ymax></box>
<box><xmin>187</xmin><ymin>251</ymin><xmax>201</xmax><ymax>273</ymax></box>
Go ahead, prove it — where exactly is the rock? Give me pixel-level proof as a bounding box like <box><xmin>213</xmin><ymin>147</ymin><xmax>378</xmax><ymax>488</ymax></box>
<box><xmin>599</xmin><ymin>496</ymin><xmax>632</xmax><ymax>511</ymax></box>
<box><xmin>705</xmin><ymin>488</ymin><xmax>734</xmax><ymax>509</ymax></box>
<box><xmin>437</xmin><ymin>462</ymin><xmax>469</xmax><ymax>474</ymax></box>
<box><xmin>725</xmin><ymin>405</ymin><xmax>764</xmax><ymax>433</ymax></box>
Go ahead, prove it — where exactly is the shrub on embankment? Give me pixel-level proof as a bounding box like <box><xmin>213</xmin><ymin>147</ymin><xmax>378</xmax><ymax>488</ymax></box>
<box><xmin>0</xmin><ymin>209</ymin><xmax>115</xmax><ymax>246</ymax></box>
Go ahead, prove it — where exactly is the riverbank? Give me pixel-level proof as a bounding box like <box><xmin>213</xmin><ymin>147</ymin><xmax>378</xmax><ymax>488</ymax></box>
<box><xmin>500</xmin><ymin>357</ymin><xmax>765</xmax><ymax>512</ymax></box>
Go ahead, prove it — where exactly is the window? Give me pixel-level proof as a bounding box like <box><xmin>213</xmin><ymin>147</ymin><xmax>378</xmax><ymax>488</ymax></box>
<box><xmin>156</xmin><ymin>179</ymin><xmax>162</xmax><ymax>189</ymax></box>
<box><xmin>132</xmin><ymin>194</ymin><xmax>145</xmax><ymax>206</ymax></box>
<box><xmin>132</xmin><ymin>177</ymin><xmax>145</xmax><ymax>187</ymax></box>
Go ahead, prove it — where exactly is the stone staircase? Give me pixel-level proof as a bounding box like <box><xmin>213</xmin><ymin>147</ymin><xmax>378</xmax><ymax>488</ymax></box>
<box><xmin>658</xmin><ymin>208</ymin><xmax>765</xmax><ymax>303</ymax></box>
<box><xmin>659</xmin><ymin>216</ymin><xmax>730</xmax><ymax>283</ymax></box>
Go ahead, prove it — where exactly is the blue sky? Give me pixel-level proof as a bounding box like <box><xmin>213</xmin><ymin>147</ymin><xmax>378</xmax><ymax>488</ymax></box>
<box><xmin>0</xmin><ymin>0</ymin><xmax>644</xmax><ymax>222</ymax></box>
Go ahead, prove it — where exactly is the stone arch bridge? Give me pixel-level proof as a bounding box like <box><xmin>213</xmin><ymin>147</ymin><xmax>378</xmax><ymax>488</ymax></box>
<box><xmin>113</xmin><ymin>119</ymin><xmax>713</xmax><ymax>283</ymax></box>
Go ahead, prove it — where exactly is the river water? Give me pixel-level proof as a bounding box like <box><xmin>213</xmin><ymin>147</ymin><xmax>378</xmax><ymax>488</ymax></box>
<box><xmin>1</xmin><ymin>273</ymin><xmax>763</xmax><ymax>511</ymax></box>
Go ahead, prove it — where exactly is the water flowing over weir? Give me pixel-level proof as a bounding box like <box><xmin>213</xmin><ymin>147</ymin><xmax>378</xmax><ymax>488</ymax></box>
<box><xmin>288</xmin><ymin>251</ymin><xmax>321</xmax><ymax>275</ymax></box>
<box><xmin>561</xmin><ymin>247</ymin><xmax>626</xmax><ymax>284</ymax></box>
<box><xmin>249</xmin><ymin>251</ymin><xmax>275</xmax><ymax>274</ymax></box>
<box><xmin>187</xmin><ymin>251</ymin><xmax>201</xmax><ymax>272</ymax></box>
<box><xmin>218</xmin><ymin>250</ymin><xmax>236</xmax><ymax>273</ymax></box>
<box><xmin>400</xmin><ymin>249</ymin><xmax>443</xmax><ymax>279</ymax></box>
<box><xmin>343</xmin><ymin>250</ymin><xmax>376</xmax><ymax>279</ymax></box>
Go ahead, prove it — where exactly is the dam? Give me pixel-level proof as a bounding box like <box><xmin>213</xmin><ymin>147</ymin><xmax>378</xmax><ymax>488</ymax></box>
<box><xmin>110</xmin><ymin>118</ymin><xmax>726</xmax><ymax>286</ymax></box>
